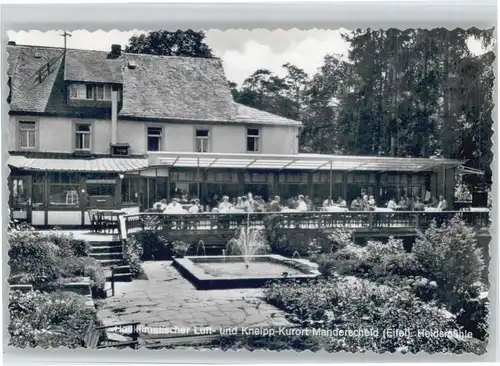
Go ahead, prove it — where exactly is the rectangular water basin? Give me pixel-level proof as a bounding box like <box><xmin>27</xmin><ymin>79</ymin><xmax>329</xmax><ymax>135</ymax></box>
<box><xmin>173</xmin><ymin>254</ymin><xmax>320</xmax><ymax>289</ymax></box>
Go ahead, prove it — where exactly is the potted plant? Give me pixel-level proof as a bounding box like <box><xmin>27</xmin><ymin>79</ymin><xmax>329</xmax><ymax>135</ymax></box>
<box><xmin>171</xmin><ymin>240</ymin><xmax>190</xmax><ymax>258</ymax></box>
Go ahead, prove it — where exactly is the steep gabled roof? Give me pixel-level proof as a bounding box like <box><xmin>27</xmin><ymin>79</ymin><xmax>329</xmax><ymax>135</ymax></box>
<box><xmin>7</xmin><ymin>44</ymin><xmax>302</xmax><ymax>127</ymax></box>
<box><xmin>119</xmin><ymin>53</ymin><xmax>236</xmax><ymax>121</ymax></box>
<box><xmin>64</xmin><ymin>48</ymin><xmax>123</xmax><ymax>83</ymax></box>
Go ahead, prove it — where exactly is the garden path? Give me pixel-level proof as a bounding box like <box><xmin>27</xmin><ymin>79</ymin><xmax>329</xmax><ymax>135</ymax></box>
<box><xmin>97</xmin><ymin>261</ymin><xmax>292</xmax><ymax>333</ymax></box>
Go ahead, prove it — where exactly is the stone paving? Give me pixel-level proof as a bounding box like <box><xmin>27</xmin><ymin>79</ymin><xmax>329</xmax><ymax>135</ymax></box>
<box><xmin>97</xmin><ymin>261</ymin><xmax>292</xmax><ymax>331</ymax></box>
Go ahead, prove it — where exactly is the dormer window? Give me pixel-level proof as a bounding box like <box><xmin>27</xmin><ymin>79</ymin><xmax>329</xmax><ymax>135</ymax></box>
<box><xmin>68</xmin><ymin>83</ymin><xmax>118</xmax><ymax>101</ymax></box>
<box><xmin>86</xmin><ymin>85</ymin><xmax>94</xmax><ymax>100</ymax></box>
<box><xmin>69</xmin><ymin>84</ymin><xmax>78</xmax><ymax>99</ymax></box>
<box><xmin>96</xmin><ymin>85</ymin><xmax>112</xmax><ymax>100</ymax></box>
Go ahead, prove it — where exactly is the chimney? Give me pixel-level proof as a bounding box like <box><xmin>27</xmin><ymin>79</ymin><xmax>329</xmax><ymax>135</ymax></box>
<box><xmin>111</xmin><ymin>44</ymin><xmax>122</xmax><ymax>56</ymax></box>
<box><xmin>111</xmin><ymin>89</ymin><xmax>118</xmax><ymax>145</ymax></box>
<box><xmin>7</xmin><ymin>41</ymin><xmax>16</xmax><ymax>46</ymax></box>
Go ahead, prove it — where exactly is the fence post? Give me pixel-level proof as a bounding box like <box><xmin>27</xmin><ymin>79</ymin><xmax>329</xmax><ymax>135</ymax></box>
<box><xmin>111</xmin><ymin>267</ymin><xmax>115</xmax><ymax>297</ymax></box>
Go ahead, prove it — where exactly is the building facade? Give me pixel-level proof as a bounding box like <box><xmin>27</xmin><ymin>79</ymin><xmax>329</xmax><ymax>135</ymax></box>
<box><xmin>7</xmin><ymin>43</ymin><xmax>461</xmax><ymax>227</ymax></box>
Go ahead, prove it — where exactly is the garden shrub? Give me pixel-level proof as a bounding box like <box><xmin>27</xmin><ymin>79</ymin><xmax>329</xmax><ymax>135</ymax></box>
<box><xmin>171</xmin><ymin>240</ymin><xmax>190</xmax><ymax>257</ymax></box>
<box><xmin>264</xmin><ymin>214</ymin><xmax>329</xmax><ymax>257</ymax></box>
<box><xmin>9</xmin><ymin>290</ymin><xmax>102</xmax><ymax>348</ymax></box>
<box><xmin>9</xmin><ymin>231</ymin><xmax>106</xmax><ymax>292</ymax></box>
<box><xmin>264</xmin><ymin>277</ymin><xmax>483</xmax><ymax>354</ymax></box>
<box><xmin>327</xmin><ymin>228</ymin><xmax>354</xmax><ymax>252</ymax></box>
<box><xmin>413</xmin><ymin>215</ymin><xmax>485</xmax><ymax>303</ymax></box>
<box><xmin>8</xmin><ymin>232</ymin><xmax>62</xmax><ymax>290</ymax></box>
<box><xmin>134</xmin><ymin>231</ymin><xmax>171</xmax><ymax>260</ymax></box>
<box><xmin>43</xmin><ymin>232</ymin><xmax>90</xmax><ymax>257</ymax></box>
<box><xmin>125</xmin><ymin>235</ymin><xmax>145</xmax><ymax>277</ymax></box>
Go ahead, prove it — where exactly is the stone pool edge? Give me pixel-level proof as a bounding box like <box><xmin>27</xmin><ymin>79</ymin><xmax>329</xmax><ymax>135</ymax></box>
<box><xmin>172</xmin><ymin>255</ymin><xmax>320</xmax><ymax>290</ymax></box>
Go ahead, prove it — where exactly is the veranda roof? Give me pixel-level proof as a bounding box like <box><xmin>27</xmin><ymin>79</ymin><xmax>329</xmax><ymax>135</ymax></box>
<box><xmin>8</xmin><ymin>155</ymin><xmax>148</xmax><ymax>173</ymax></box>
<box><xmin>148</xmin><ymin>151</ymin><xmax>465</xmax><ymax>172</ymax></box>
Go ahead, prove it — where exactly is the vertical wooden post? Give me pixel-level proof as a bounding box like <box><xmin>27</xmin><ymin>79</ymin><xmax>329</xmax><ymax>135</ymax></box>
<box><xmin>114</xmin><ymin>174</ymin><xmax>122</xmax><ymax>210</ymax></box>
<box><xmin>111</xmin><ymin>268</ymin><xmax>115</xmax><ymax>297</ymax></box>
<box><xmin>238</xmin><ymin>171</ymin><xmax>245</xmax><ymax>195</ymax></box>
<box><xmin>329</xmin><ymin>161</ymin><xmax>333</xmax><ymax>199</ymax></box>
<box><xmin>166</xmin><ymin>168</ymin><xmax>170</xmax><ymax>201</ymax></box>
<box><xmin>375</xmin><ymin>172</ymin><xmax>381</xmax><ymax>205</ymax></box>
<box><xmin>79</xmin><ymin>173</ymin><xmax>86</xmax><ymax>226</ymax></box>
<box><xmin>154</xmin><ymin>168</ymin><xmax>158</xmax><ymax>202</ymax></box>
<box><xmin>342</xmin><ymin>171</ymin><xmax>348</xmax><ymax>201</ymax></box>
<box><xmin>308</xmin><ymin>171</ymin><xmax>314</xmax><ymax>200</ymax></box>
<box><xmin>197</xmin><ymin>158</ymin><xmax>200</xmax><ymax>198</ymax></box>
<box><xmin>44</xmin><ymin>171</ymin><xmax>49</xmax><ymax>226</ymax></box>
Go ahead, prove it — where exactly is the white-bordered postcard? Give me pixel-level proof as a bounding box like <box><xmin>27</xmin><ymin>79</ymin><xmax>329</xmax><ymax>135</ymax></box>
<box><xmin>2</xmin><ymin>1</ymin><xmax>497</xmax><ymax>364</ymax></box>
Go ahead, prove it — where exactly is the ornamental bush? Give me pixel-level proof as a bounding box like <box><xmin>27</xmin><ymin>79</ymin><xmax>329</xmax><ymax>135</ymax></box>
<box><xmin>125</xmin><ymin>235</ymin><xmax>145</xmax><ymax>277</ymax></box>
<box><xmin>413</xmin><ymin>215</ymin><xmax>485</xmax><ymax>302</ymax></box>
<box><xmin>264</xmin><ymin>277</ymin><xmax>483</xmax><ymax>354</ymax></box>
<box><xmin>8</xmin><ymin>231</ymin><xmax>105</xmax><ymax>291</ymax></box>
<box><xmin>9</xmin><ymin>290</ymin><xmax>102</xmax><ymax>348</ymax></box>
<box><xmin>134</xmin><ymin>231</ymin><xmax>170</xmax><ymax>260</ymax></box>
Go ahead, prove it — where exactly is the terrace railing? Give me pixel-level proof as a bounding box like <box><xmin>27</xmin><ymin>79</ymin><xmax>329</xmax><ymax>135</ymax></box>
<box><xmin>118</xmin><ymin>210</ymin><xmax>490</xmax><ymax>240</ymax></box>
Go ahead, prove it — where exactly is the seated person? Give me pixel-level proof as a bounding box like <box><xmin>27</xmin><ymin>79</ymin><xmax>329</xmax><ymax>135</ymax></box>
<box><xmin>218</xmin><ymin>196</ymin><xmax>233</xmax><ymax>212</ymax></box>
<box><xmin>350</xmin><ymin>196</ymin><xmax>363</xmax><ymax>211</ymax></box>
<box><xmin>188</xmin><ymin>199</ymin><xmax>200</xmax><ymax>214</ymax></box>
<box><xmin>429</xmin><ymin>196</ymin><xmax>438</xmax><ymax>208</ymax></box>
<box><xmin>368</xmin><ymin>195</ymin><xmax>376</xmax><ymax>207</ymax></box>
<box><xmin>323</xmin><ymin>196</ymin><xmax>335</xmax><ymax>207</ymax></box>
<box><xmin>296</xmin><ymin>195</ymin><xmax>308</xmax><ymax>211</ymax></box>
<box><xmin>165</xmin><ymin>198</ymin><xmax>184</xmax><ymax>213</ymax></box>
<box><xmin>437</xmin><ymin>195</ymin><xmax>448</xmax><ymax>211</ymax></box>
<box><xmin>387</xmin><ymin>198</ymin><xmax>398</xmax><ymax>210</ymax></box>
<box><xmin>241</xmin><ymin>196</ymin><xmax>253</xmax><ymax>213</ymax></box>
<box><xmin>413</xmin><ymin>197</ymin><xmax>425</xmax><ymax>211</ymax></box>
<box><xmin>269</xmin><ymin>196</ymin><xmax>282</xmax><ymax>212</ymax></box>
<box><xmin>398</xmin><ymin>197</ymin><xmax>408</xmax><ymax>210</ymax></box>
<box><xmin>337</xmin><ymin>197</ymin><xmax>347</xmax><ymax>207</ymax></box>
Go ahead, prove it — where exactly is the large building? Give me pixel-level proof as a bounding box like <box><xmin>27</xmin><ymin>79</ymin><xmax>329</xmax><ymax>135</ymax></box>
<box><xmin>7</xmin><ymin>43</ymin><xmax>463</xmax><ymax>226</ymax></box>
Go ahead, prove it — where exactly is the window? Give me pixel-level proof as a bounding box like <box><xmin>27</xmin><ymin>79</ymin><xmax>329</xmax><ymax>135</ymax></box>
<box><xmin>18</xmin><ymin>121</ymin><xmax>36</xmax><ymax>149</ymax></box>
<box><xmin>86</xmin><ymin>85</ymin><xmax>94</xmax><ymax>100</ymax></box>
<box><xmin>87</xmin><ymin>183</ymin><xmax>115</xmax><ymax>196</ymax></box>
<box><xmin>195</xmin><ymin>129</ymin><xmax>210</xmax><ymax>152</ymax></box>
<box><xmin>247</xmin><ymin>128</ymin><xmax>260</xmax><ymax>152</ymax></box>
<box><xmin>48</xmin><ymin>173</ymin><xmax>79</xmax><ymax>206</ymax></box>
<box><xmin>69</xmin><ymin>84</ymin><xmax>78</xmax><ymax>99</ymax></box>
<box><xmin>96</xmin><ymin>85</ymin><xmax>112</xmax><ymax>101</ymax></box>
<box><xmin>75</xmin><ymin>124</ymin><xmax>91</xmax><ymax>151</ymax></box>
<box><xmin>122</xmin><ymin>177</ymin><xmax>139</xmax><ymax>204</ymax></box>
<box><xmin>147</xmin><ymin>127</ymin><xmax>162</xmax><ymax>151</ymax></box>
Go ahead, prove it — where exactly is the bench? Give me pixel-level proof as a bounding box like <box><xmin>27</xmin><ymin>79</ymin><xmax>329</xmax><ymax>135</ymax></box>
<box><xmin>84</xmin><ymin>320</ymin><xmax>140</xmax><ymax>349</ymax></box>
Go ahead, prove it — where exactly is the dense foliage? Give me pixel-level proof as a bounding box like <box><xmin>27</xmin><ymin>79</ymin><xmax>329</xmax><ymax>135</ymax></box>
<box><xmin>264</xmin><ymin>277</ymin><xmax>483</xmax><ymax>354</ymax></box>
<box><xmin>413</xmin><ymin>215</ymin><xmax>485</xmax><ymax>303</ymax></box>
<box><xmin>231</xmin><ymin>28</ymin><xmax>494</xmax><ymax>192</ymax></box>
<box><xmin>9</xmin><ymin>290</ymin><xmax>101</xmax><ymax>348</ymax></box>
<box><xmin>8</xmin><ymin>232</ymin><xmax>104</xmax><ymax>292</ymax></box>
<box><xmin>262</xmin><ymin>216</ymin><xmax>488</xmax><ymax>352</ymax></box>
<box><xmin>125</xmin><ymin>29</ymin><xmax>214</xmax><ymax>58</ymax></box>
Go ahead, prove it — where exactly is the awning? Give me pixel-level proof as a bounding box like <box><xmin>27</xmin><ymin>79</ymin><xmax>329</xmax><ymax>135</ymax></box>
<box><xmin>148</xmin><ymin>151</ymin><xmax>465</xmax><ymax>172</ymax></box>
<box><xmin>457</xmin><ymin>165</ymin><xmax>485</xmax><ymax>175</ymax></box>
<box><xmin>8</xmin><ymin>155</ymin><xmax>148</xmax><ymax>173</ymax></box>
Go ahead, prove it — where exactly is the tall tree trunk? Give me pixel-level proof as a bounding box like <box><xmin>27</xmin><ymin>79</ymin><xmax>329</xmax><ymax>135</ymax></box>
<box><xmin>442</xmin><ymin>31</ymin><xmax>451</xmax><ymax>158</ymax></box>
<box><xmin>390</xmin><ymin>33</ymin><xmax>398</xmax><ymax>157</ymax></box>
<box><xmin>421</xmin><ymin>30</ymin><xmax>429</xmax><ymax>156</ymax></box>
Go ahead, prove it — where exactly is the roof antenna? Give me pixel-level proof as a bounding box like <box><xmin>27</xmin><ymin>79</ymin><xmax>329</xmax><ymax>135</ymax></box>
<box><xmin>60</xmin><ymin>31</ymin><xmax>72</xmax><ymax>51</ymax></box>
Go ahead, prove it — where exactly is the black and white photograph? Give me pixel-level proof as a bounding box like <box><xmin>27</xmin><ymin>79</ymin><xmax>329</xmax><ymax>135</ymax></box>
<box><xmin>5</xmin><ymin>21</ymin><xmax>494</xmax><ymax>355</ymax></box>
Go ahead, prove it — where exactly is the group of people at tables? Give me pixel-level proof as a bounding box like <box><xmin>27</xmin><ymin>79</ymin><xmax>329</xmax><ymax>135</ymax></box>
<box><xmin>151</xmin><ymin>190</ymin><xmax>448</xmax><ymax>215</ymax></box>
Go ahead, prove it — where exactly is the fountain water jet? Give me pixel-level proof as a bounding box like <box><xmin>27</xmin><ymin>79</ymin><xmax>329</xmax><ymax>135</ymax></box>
<box><xmin>228</xmin><ymin>211</ymin><xmax>267</xmax><ymax>268</ymax></box>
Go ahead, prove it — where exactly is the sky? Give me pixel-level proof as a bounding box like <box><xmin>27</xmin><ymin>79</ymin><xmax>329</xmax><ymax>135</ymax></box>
<box><xmin>7</xmin><ymin>29</ymin><xmax>488</xmax><ymax>86</ymax></box>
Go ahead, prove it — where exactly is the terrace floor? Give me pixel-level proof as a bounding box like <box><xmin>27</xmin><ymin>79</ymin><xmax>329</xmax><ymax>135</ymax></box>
<box><xmin>96</xmin><ymin>261</ymin><xmax>294</xmax><ymax>343</ymax></box>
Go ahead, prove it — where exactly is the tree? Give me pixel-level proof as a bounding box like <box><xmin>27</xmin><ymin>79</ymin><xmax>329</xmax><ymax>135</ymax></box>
<box><xmin>125</xmin><ymin>29</ymin><xmax>214</xmax><ymax>58</ymax></box>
